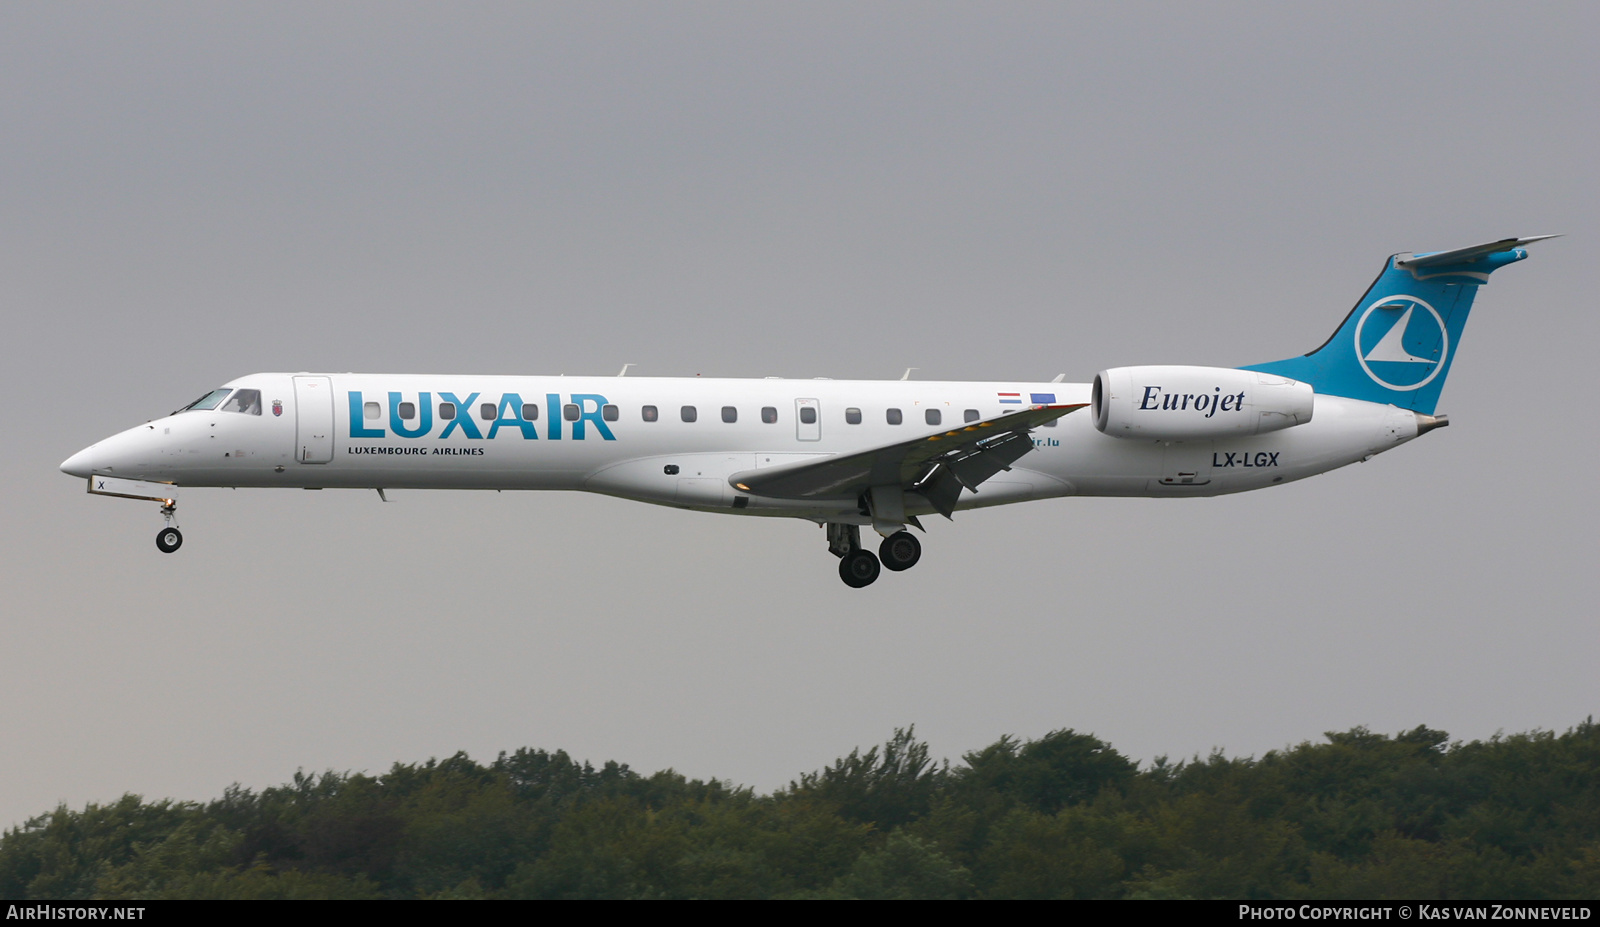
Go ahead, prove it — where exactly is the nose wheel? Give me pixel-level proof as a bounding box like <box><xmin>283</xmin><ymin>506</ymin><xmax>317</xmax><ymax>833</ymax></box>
<box><xmin>155</xmin><ymin>501</ymin><xmax>182</xmax><ymax>553</ymax></box>
<box><xmin>156</xmin><ymin>527</ymin><xmax>183</xmax><ymax>553</ymax></box>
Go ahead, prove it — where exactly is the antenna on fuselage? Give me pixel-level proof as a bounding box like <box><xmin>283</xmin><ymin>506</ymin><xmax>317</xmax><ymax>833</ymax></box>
<box><xmin>618</xmin><ymin>364</ymin><xmax>635</xmax><ymax>377</ymax></box>
<box><xmin>900</xmin><ymin>368</ymin><xmax>918</xmax><ymax>380</ymax></box>
<box><xmin>1051</xmin><ymin>373</ymin><xmax>1067</xmax><ymax>382</ymax></box>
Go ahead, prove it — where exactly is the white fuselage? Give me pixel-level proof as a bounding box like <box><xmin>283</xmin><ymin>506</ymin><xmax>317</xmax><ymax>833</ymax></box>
<box><xmin>62</xmin><ymin>372</ymin><xmax>1423</xmax><ymax>526</ymax></box>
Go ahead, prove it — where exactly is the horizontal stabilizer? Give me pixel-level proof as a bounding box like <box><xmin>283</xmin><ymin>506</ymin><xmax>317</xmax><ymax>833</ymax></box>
<box><xmin>1397</xmin><ymin>235</ymin><xmax>1559</xmax><ymax>269</ymax></box>
<box><xmin>728</xmin><ymin>404</ymin><xmax>1086</xmax><ymax>503</ymax></box>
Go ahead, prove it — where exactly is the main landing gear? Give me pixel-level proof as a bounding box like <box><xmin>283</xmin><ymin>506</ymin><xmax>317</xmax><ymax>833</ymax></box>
<box><xmin>155</xmin><ymin>501</ymin><xmax>182</xmax><ymax>553</ymax></box>
<box><xmin>827</xmin><ymin>523</ymin><xmax>922</xmax><ymax>588</ymax></box>
<box><xmin>839</xmin><ymin>548</ymin><xmax>880</xmax><ymax>588</ymax></box>
<box><xmin>879</xmin><ymin>530</ymin><xmax>921</xmax><ymax>572</ymax></box>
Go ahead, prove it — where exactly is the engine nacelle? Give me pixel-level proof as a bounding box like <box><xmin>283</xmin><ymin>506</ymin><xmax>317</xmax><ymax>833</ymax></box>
<box><xmin>1093</xmin><ymin>366</ymin><xmax>1314</xmax><ymax>441</ymax></box>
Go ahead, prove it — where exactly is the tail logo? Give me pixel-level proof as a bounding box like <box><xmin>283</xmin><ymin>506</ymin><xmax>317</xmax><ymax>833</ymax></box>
<box><xmin>1354</xmin><ymin>295</ymin><xmax>1448</xmax><ymax>391</ymax></box>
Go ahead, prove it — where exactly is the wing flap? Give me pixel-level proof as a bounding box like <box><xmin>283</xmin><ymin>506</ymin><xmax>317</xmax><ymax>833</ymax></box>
<box><xmin>917</xmin><ymin>427</ymin><xmax>1039</xmax><ymax>518</ymax></box>
<box><xmin>729</xmin><ymin>403</ymin><xmax>1086</xmax><ymax>505</ymax></box>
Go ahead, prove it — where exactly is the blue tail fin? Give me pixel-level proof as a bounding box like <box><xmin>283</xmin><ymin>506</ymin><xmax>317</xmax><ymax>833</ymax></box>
<box><xmin>1243</xmin><ymin>236</ymin><xmax>1553</xmax><ymax>415</ymax></box>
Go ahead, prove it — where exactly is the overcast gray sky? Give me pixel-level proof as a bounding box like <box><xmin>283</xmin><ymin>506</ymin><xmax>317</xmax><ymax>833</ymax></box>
<box><xmin>3</xmin><ymin>1</ymin><xmax>1595</xmax><ymax>829</ymax></box>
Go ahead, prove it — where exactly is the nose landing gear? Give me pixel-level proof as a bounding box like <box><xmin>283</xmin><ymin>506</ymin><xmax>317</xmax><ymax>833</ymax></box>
<box><xmin>155</xmin><ymin>501</ymin><xmax>182</xmax><ymax>553</ymax></box>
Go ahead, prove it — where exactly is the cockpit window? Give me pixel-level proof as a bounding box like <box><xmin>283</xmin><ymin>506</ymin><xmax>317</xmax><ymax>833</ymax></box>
<box><xmin>178</xmin><ymin>388</ymin><xmax>232</xmax><ymax>413</ymax></box>
<box><xmin>220</xmin><ymin>389</ymin><xmax>262</xmax><ymax>415</ymax></box>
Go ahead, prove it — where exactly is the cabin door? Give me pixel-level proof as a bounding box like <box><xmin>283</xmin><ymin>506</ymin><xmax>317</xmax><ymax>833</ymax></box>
<box><xmin>294</xmin><ymin>376</ymin><xmax>335</xmax><ymax>464</ymax></box>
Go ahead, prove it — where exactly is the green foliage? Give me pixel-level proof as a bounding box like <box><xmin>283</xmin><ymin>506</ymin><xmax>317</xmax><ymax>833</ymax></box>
<box><xmin>820</xmin><ymin>831</ymin><xmax>972</xmax><ymax>900</ymax></box>
<box><xmin>1125</xmin><ymin>784</ymin><xmax>1308</xmax><ymax>899</ymax></box>
<box><xmin>974</xmin><ymin>806</ymin><xmax>1148</xmax><ymax>899</ymax></box>
<box><xmin>958</xmin><ymin>729</ymin><xmax>1138</xmax><ymax>814</ymax></box>
<box><xmin>0</xmin><ymin>796</ymin><xmax>201</xmax><ymax>899</ymax></box>
<box><xmin>785</xmin><ymin>726</ymin><xmax>945</xmax><ymax>829</ymax></box>
<box><xmin>4</xmin><ymin>719</ymin><xmax>1598</xmax><ymax>899</ymax></box>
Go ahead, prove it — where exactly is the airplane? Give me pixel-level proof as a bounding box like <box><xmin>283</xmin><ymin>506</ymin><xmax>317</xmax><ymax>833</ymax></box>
<box><xmin>61</xmin><ymin>236</ymin><xmax>1553</xmax><ymax>587</ymax></box>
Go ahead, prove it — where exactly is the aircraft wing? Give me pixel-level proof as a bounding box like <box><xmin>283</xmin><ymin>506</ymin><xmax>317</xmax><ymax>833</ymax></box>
<box><xmin>728</xmin><ymin>403</ymin><xmax>1087</xmax><ymax>518</ymax></box>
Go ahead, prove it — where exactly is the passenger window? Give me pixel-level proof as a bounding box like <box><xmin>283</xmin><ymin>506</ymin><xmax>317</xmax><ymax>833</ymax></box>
<box><xmin>761</xmin><ymin>406</ymin><xmax>777</xmax><ymax>424</ymax></box>
<box><xmin>964</xmin><ymin>409</ymin><xmax>980</xmax><ymax>423</ymax></box>
<box><xmin>799</xmin><ymin>406</ymin><xmax>817</xmax><ymax>425</ymax></box>
<box><xmin>845</xmin><ymin>407</ymin><xmax>862</xmax><ymax>425</ymax></box>
<box><xmin>926</xmin><ymin>409</ymin><xmax>942</xmax><ymax>426</ymax></box>
<box><xmin>439</xmin><ymin>402</ymin><xmax>456</xmax><ymax>420</ymax></box>
<box><xmin>365</xmin><ymin>401</ymin><xmax>381</xmax><ymax>420</ymax></box>
<box><xmin>480</xmin><ymin>403</ymin><xmax>496</xmax><ymax>420</ymax></box>
<box><xmin>522</xmin><ymin>403</ymin><xmax>540</xmax><ymax>421</ymax></box>
<box><xmin>681</xmin><ymin>405</ymin><xmax>697</xmax><ymax>423</ymax></box>
<box><xmin>886</xmin><ymin>408</ymin><xmax>902</xmax><ymax>425</ymax></box>
<box><xmin>1044</xmin><ymin>417</ymin><xmax>1057</xmax><ymax>428</ymax></box>
<box><xmin>398</xmin><ymin>402</ymin><xmax>417</xmax><ymax>420</ymax></box>
<box><xmin>563</xmin><ymin>403</ymin><xmax>580</xmax><ymax>421</ymax></box>
<box><xmin>221</xmin><ymin>389</ymin><xmax>262</xmax><ymax>415</ymax></box>
<box><xmin>642</xmin><ymin>405</ymin><xmax>659</xmax><ymax>422</ymax></box>
<box><xmin>603</xmin><ymin>404</ymin><xmax>619</xmax><ymax>422</ymax></box>
<box><xmin>722</xmin><ymin>406</ymin><xmax>737</xmax><ymax>423</ymax></box>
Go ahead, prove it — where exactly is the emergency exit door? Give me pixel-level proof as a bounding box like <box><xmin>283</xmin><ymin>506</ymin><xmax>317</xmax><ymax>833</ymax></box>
<box><xmin>795</xmin><ymin>398</ymin><xmax>821</xmax><ymax>441</ymax></box>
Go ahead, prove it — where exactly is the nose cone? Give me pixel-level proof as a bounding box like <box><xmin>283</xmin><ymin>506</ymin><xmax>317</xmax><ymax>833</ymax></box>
<box><xmin>61</xmin><ymin>445</ymin><xmax>102</xmax><ymax>478</ymax></box>
<box><xmin>62</xmin><ymin>422</ymin><xmax>170</xmax><ymax>481</ymax></box>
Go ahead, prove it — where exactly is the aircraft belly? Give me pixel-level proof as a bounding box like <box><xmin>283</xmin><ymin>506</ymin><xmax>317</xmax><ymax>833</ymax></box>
<box><xmin>585</xmin><ymin>453</ymin><xmax>756</xmax><ymax>507</ymax></box>
<box><xmin>1064</xmin><ymin>395</ymin><xmax>1415</xmax><ymax>497</ymax></box>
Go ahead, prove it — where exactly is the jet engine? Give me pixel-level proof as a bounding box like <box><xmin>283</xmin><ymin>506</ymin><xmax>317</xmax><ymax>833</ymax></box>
<box><xmin>1092</xmin><ymin>366</ymin><xmax>1314</xmax><ymax>441</ymax></box>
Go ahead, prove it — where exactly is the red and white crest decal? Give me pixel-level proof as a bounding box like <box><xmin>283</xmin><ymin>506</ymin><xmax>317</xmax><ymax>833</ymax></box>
<box><xmin>272</xmin><ymin>399</ymin><xmax>283</xmax><ymax>417</ymax></box>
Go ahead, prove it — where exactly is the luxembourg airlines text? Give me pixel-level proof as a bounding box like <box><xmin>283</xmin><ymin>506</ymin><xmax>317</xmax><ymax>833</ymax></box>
<box><xmin>345</xmin><ymin>447</ymin><xmax>486</xmax><ymax>456</ymax></box>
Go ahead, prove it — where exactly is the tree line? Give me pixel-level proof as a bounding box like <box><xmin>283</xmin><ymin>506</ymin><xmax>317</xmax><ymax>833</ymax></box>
<box><xmin>3</xmin><ymin>721</ymin><xmax>1598</xmax><ymax>899</ymax></box>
